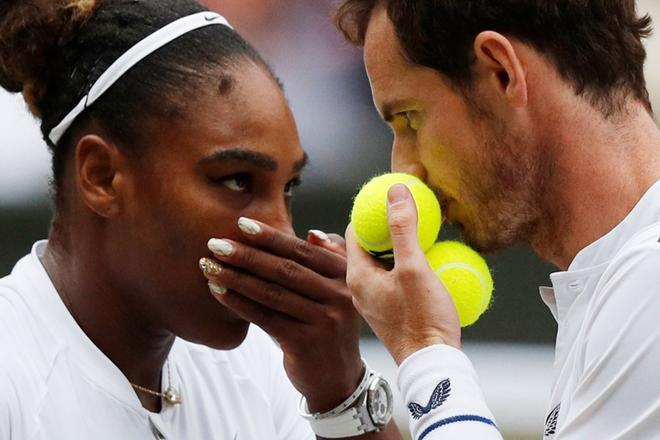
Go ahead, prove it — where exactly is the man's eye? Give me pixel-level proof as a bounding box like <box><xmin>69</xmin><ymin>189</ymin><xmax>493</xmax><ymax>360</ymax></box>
<box><xmin>402</xmin><ymin>111</ymin><xmax>418</xmax><ymax>130</ymax></box>
<box><xmin>221</xmin><ymin>174</ymin><xmax>250</xmax><ymax>192</ymax></box>
<box><xmin>284</xmin><ymin>177</ymin><xmax>302</xmax><ymax>197</ymax></box>
<box><xmin>403</xmin><ymin>112</ymin><xmax>412</xmax><ymax>126</ymax></box>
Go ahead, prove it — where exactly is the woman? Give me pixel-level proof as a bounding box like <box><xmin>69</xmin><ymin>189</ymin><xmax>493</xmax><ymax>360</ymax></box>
<box><xmin>0</xmin><ymin>0</ymin><xmax>400</xmax><ymax>438</ymax></box>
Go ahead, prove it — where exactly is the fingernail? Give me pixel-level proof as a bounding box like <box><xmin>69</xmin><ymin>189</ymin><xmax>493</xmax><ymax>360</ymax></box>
<box><xmin>208</xmin><ymin>238</ymin><xmax>234</xmax><ymax>256</ymax></box>
<box><xmin>388</xmin><ymin>184</ymin><xmax>411</xmax><ymax>204</ymax></box>
<box><xmin>238</xmin><ymin>217</ymin><xmax>262</xmax><ymax>235</ymax></box>
<box><xmin>309</xmin><ymin>229</ymin><xmax>330</xmax><ymax>242</ymax></box>
<box><xmin>208</xmin><ymin>281</ymin><xmax>227</xmax><ymax>296</ymax></box>
<box><xmin>199</xmin><ymin>257</ymin><xmax>222</xmax><ymax>275</ymax></box>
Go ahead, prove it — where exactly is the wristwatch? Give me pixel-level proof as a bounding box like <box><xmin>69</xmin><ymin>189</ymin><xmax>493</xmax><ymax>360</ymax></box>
<box><xmin>298</xmin><ymin>361</ymin><xmax>394</xmax><ymax>438</ymax></box>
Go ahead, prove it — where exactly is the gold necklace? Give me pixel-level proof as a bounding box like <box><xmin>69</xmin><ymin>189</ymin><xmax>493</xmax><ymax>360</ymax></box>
<box><xmin>130</xmin><ymin>360</ymin><xmax>182</xmax><ymax>405</ymax></box>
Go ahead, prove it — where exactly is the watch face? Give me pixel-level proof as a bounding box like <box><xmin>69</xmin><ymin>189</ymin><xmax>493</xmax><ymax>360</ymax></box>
<box><xmin>367</xmin><ymin>377</ymin><xmax>394</xmax><ymax>427</ymax></box>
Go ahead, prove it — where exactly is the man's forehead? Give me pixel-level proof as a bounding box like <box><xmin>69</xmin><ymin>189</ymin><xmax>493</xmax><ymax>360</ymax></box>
<box><xmin>364</xmin><ymin>5</ymin><xmax>401</xmax><ymax>70</ymax></box>
<box><xmin>363</xmin><ymin>6</ymin><xmax>408</xmax><ymax>101</ymax></box>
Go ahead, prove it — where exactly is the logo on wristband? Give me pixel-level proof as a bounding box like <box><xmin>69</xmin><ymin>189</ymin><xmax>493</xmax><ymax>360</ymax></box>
<box><xmin>408</xmin><ymin>378</ymin><xmax>451</xmax><ymax>420</ymax></box>
<box><xmin>544</xmin><ymin>403</ymin><xmax>560</xmax><ymax>437</ymax></box>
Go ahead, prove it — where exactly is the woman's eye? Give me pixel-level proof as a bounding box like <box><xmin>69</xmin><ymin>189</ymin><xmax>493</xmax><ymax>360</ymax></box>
<box><xmin>221</xmin><ymin>174</ymin><xmax>250</xmax><ymax>192</ymax></box>
<box><xmin>284</xmin><ymin>177</ymin><xmax>302</xmax><ymax>197</ymax></box>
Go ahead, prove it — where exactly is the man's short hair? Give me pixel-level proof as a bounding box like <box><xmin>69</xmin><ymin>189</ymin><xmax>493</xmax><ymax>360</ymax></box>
<box><xmin>335</xmin><ymin>0</ymin><xmax>653</xmax><ymax>116</ymax></box>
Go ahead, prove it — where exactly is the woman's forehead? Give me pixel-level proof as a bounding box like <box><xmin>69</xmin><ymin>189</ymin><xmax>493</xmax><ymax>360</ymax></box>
<box><xmin>142</xmin><ymin>63</ymin><xmax>302</xmax><ymax>164</ymax></box>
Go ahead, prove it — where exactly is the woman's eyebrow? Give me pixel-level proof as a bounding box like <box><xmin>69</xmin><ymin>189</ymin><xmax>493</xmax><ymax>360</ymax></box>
<box><xmin>200</xmin><ymin>148</ymin><xmax>278</xmax><ymax>171</ymax></box>
<box><xmin>293</xmin><ymin>152</ymin><xmax>309</xmax><ymax>173</ymax></box>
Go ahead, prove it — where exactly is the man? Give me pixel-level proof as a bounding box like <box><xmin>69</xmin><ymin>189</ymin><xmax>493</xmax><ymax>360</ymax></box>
<box><xmin>335</xmin><ymin>1</ymin><xmax>660</xmax><ymax>438</ymax></box>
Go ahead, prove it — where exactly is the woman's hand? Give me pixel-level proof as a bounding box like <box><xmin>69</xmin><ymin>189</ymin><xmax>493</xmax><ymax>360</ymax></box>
<box><xmin>307</xmin><ymin>229</ymin><xmax>347</xmax><ymax>257</ymax></box>
<box><xmin>200</xmin><ymin>218</ymin><xmax>362</xmax><ymax>413</ymax></box>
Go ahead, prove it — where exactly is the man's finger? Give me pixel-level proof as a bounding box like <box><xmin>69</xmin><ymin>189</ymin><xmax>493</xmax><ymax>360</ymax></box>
<box><xmin>327</xmin><ymin>233</ymin><xmax>346</xmax><ymax>248</ymax></box>
<box><xmin>345</xmin><ymin>225</ymin><xmax>388</xmax><ymax>297</ymax></box>
<box><xmin>345</xmin><ymin>225</ymin><xmax>384</xmax><ymax>271</ymax></box>
<box><xmin>387</xmin><ymin>184</ymin><xmax>427</xmax><ymax>265</ymax></box>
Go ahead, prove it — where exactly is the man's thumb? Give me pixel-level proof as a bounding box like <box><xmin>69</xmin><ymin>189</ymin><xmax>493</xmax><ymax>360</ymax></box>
<box><xmin>387</xmin><ymin>184</ymin><xmax>424</xmax><ymax>262</ymax></box>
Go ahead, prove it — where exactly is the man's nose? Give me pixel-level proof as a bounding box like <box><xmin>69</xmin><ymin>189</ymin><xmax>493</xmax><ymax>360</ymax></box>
<box><xmin>391</xmin><ymin>139</ymin><xmax>427</xmax><ymax>181</ymax></box>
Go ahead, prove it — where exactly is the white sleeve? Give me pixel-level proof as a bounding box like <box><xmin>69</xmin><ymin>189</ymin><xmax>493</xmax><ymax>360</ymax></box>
<box><xmin>0</xmin><ymin>378</ymin><xmax>11</xmax><ymax>440</ymax></box>
<box><xmin>0</xmin><ymin>295</ymin><xmax>17</xmax><ymax>440</ymax></box>
<box><xmin>0</xmin><ymin>381</ymin><xmax>8</xmax><ymax>440</ymax></box>
<box><xmin>0</xmin><ymin>339</ymin><xmax>20</xmax><ymax>439</ymax></box>
<box><xmin>554</xmin><ymin>243</ymin><xmax>660</xmax><ymax>439</ymax></box>
<box><xmin>397</xmin><ymin>344</ymin><xmax>502</xmax><ymax>440</ymax></box>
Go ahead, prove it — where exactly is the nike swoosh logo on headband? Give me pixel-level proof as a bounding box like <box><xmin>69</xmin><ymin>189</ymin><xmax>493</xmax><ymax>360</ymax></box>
<box><xmin>205</xmin><ymin>15</ymin><xmax>219</xmax><ymax>22</ymax></box>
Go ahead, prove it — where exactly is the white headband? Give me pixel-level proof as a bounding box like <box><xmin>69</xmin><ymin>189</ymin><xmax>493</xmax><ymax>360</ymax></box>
<box><xmin>48</xmin><ymin>11</ymin><xmax>232</xmax><ymax>145</ymax></box>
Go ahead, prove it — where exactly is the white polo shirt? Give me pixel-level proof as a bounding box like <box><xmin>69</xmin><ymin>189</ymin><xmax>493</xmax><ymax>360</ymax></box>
<box><xmin>398</xmin><ymin>180</ymin><xmax>660</xmax><ymax>439</ymax></box>
<box><xmin>0</xmin><ymin>242</ymin><xmax>315</xmax><ymax>440</ymax></box>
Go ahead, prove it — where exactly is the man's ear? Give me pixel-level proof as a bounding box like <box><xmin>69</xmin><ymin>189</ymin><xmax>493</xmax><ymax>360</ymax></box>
<box><xmin>75</xmin><ymin>134</ymin><xmax>127</xmax><ymax>218</ymax></box>
<box><xmin>473</xmin><ymin>31</ymin><xmax>528</xmax><ymax>107</ymax></box>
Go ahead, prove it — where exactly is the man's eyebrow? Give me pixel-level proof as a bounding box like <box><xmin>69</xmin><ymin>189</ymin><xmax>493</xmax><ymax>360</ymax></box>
<box><xmin>201</xmin><ymin>148</ymin><xmax>278</xmax><ymax>171</ymax></box>
<box><xmin>380</xmin><ymin>103</ymin><xmax>396</xmax><ymax>123</ymax></box>
<box><xmin>380</xmin><ymin>99</ymin><xmax>413</xmax><ymax>123</ymax></box>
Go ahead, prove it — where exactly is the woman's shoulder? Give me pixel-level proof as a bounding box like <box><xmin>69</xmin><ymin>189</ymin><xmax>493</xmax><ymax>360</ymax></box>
<box><xmin>0</xmin><ymin>270</ymin><xmax>42</xmax><ymax>356</ymax></box>
<box><xmin>0</xmin><ymin>267</ymin><xmax>61</xmax><ymax>364</ymax></box>
<box><xmin>0</xmin><ymin>271</ymin><xmax>63</xmax><ymax>432</ymax></box>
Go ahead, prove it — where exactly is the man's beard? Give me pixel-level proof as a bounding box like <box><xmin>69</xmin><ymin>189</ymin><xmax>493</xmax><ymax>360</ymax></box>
<box><xmin>453</xmin><ymin>123</ymin><xmax>555</xmax><ymax>254</ymax></box>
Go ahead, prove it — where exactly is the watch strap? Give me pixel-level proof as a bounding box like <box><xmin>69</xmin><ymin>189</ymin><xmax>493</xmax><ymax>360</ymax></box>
<box><xmin>298</xmin><ymin>362</ymin><xmax>393</xmax><ymax>438</ymax></box>
<box><xmin>307</xmin><ymin>407</ymin><xmax>370</xmax><ymax>438</ymax></box>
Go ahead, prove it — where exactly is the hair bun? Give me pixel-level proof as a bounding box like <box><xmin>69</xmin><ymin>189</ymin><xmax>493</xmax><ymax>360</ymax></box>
<box><xmin>0</xmin><ymin>0</ymin><xmax>100</xmax><ymax>117</ymax></box>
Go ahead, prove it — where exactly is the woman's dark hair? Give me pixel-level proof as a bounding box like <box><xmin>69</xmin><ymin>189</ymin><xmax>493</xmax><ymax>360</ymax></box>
<box><xmin>0</xmin><ymin>0</ymin><xmax>274</xmax><ymax>198</ymax></box>
<box><xmin>335</xmin><ymin>0</ymin><xmax>653</xmax><ymax>116</ymax></box>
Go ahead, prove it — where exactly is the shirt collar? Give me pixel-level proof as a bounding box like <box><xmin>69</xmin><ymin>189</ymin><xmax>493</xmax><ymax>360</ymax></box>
<box><xmin>568</xmin><ymin>180</ymin><xmax>660</xmax><ymax>271</ymax></box>
<box><xmin>540</xmin><ymin>180</ymin><xmax>660</xmax><ymax>318</ymax></box>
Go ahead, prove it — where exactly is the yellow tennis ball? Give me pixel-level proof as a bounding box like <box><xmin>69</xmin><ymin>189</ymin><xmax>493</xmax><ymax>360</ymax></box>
<box><xmin>425</xmin><ymin>241</ymin><xmax>494</xmax><ymax>327</ymax></box>
<box><xmin>351</xmin><ymin>173</ymin><xmax>441</xmax><ymax>258</ymax></box>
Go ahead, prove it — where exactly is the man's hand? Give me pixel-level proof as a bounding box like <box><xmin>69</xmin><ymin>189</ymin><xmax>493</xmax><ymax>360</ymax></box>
<box><xmin>346</xmin><ymin>184</ymin><xmax>462</xmax><ymax>365</ymax></box>
<box><xmin>201</xmin><ymin>218</ymin><xmax>363</xmax><ymax>413</ymax></box>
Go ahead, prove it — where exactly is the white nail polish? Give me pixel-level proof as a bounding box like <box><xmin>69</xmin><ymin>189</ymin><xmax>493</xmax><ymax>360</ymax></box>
<box><xmin>309</xmin><ymin>229</ymin><xmax>330</xmax><ymax>242</ymax></box>
<box><xmin>208</xmin><ymin>282</ymin><xmax>227</xmax><ymax>296</ymax></box>
<box><xmin>208</xmin><ymin>238</ymin><xmax>234</xmax><ymax>256</ymax></box>
<box><xmin>238</xmin><ymin>217</ymin><xmax>261</xmax><ymax>235</ymax></box>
